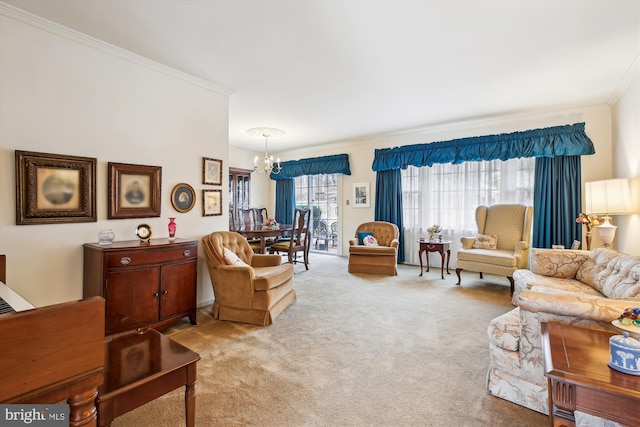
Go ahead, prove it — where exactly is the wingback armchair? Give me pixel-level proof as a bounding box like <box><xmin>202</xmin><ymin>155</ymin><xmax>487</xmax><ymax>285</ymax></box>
<box><xmin>456</xmin><ymin>204</ymin><xmax>533</xmax><ymax>296</ymax></box>
<box><xmin>348</xmin><ymin>221</ymin><xmax>400</xmax><ymax>276</ymax></box>
<box><xmin>202</xmin><ymin>231</ymin><xmax>296</xmax><ymax>325</ymax></box>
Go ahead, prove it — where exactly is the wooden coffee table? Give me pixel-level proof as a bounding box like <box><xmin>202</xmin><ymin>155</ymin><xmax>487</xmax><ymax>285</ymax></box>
<box><xmin>96</xmin><ymin>328</ymin><xmax>200</xmax><ymax>426</ymax></box>
<box><xmin>541</xmin><ymin>321</ymin><xmax>640</xmax><ymax>427</ymax></box>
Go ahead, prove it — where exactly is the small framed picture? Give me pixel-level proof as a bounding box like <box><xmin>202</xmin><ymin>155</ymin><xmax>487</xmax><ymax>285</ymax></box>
<box><xmin>108</xmin><ymin>162</ymin><xmax>162</xmax><ymax>219</ymax></box>
<box><xmin>571</xmin><ymin>240</ymin><xmax>581</xmax><ymax>250</ymax></box>
<box><xmin>170</xmin><ymin>183</ymin><xmax>196</xmax><ymax>213</ymax></box>
<box><xmin>15</xmin><ymin>150</ymin><xmax>97</xmax><ymax>225</ymax></box>
<box><xmin>203</xmin><ymin>157</ymin><xmax>222</xmax><ymax>185</ymax></box>
<box><xmin>352</xmin><ymin>182</ymin><xmax>370</xmax><ymax>208</ymax></box>
<box><xmin>202</xmin><ymin>189</ymin><xmax>222</xmax><ymax>216</ymax></box>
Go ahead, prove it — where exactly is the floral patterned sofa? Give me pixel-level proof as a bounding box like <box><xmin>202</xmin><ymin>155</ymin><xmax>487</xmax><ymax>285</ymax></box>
<box><xmin>486</xmin><ymin>248</ymin><xmax>640</xmax><ymax>424</ymax></box>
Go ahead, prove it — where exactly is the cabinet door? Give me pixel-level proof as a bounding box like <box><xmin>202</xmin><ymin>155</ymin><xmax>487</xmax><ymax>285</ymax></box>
<box><xmin>106</xmin><ymin>268</ymin><xmax>159</xmax><ymax>326</ymax></box>
<box><xmin>160</xmin><ymin>261</ymin><xmax>196</xmax><ymax>320</ymax></box>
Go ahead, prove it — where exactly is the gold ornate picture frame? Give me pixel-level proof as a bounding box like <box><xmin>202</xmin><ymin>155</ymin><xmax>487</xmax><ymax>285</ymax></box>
<box><xmin>108</xmin><ymin>162</ymin><xmax>162</xmax><ymax>219</ymax></box>
<box><xmin>202</xmin><ymin>189</ymin><xmax>222</xmax><ymax>216</ymax></box>
<box><xmin>203</xmin><ymin>157</ymin><xmax>222</xmax><ymax>185</ymax></box>
<box><xmin>15</xmin><ymin>150</ymin><xmax>97</xmax><ymax>225</ymax></box>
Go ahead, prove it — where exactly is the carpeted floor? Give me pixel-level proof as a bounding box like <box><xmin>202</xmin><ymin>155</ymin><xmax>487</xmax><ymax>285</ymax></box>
<box><xmin>113</xmin><ymin>254</ymin><xmax>548</xmax><ymax>426</ymax></box>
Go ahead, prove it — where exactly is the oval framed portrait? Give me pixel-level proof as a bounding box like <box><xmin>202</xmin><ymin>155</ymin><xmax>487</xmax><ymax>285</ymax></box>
<box><xmin>170</xmin><ymin>183</ymin><xmax>196</xmax><ymax>213</ymax></box>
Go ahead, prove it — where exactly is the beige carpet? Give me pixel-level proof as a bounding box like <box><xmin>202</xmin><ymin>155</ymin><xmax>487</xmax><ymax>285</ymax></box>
<box><xmin>114</xmin><ymin>254</ymin><xmax>547</xmax><ymax>427</ymax></box>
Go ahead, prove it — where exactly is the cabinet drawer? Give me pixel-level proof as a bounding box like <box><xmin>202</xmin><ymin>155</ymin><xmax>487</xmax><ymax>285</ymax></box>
<box><xmin>106</xmin><ymin>246</ymin><xmax>196</xmax><ymax>268</ymax></box>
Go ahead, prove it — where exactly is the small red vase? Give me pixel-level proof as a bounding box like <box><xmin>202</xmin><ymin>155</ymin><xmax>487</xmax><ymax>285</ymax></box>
<box><xmin>168</xmin><ymin>217</ymin><xmax>177</xmax><ymax>240</ymax></box>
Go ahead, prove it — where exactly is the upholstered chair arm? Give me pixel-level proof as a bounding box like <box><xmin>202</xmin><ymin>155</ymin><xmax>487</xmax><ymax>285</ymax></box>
<box><xmin>513</xmin><ymin>241</ymin><xmax>528</xmax><ymax>253</ymax></box>
<box><xmin>349</xmin><ymin>238</ymin><xmax>359</xmax><ymax>246</ymax></box>
<box><xmin>251</xmin><ymin>254</ymin><xmax>284</xmax><ymax>267</ymax></box>
<box><xmin>460</xmin><ymin>236</ymin><xmax>475</xmax><ymax>249</ymax></box>
<box><xmin>216</xmin><ymin>263</ymin><xmax>255</xmax><ymax>278</ymax></box>
<box><xmin>518</xmin><ymin>289</ymin><xmax>635</xmax><ymax>322</ymax></box>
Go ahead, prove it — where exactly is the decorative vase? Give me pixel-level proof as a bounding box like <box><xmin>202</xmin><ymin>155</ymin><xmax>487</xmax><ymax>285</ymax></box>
<box><xmin>586</xmin><ymin>231</ymin><xmax>592</xmax><ymax>251</ymax></box>
<box><xmin>168</xmin><ymin>218</ymin><xmax>177</xmax><ymax>240</ymax></box>
<box><xmin>98</xmin><ymin>229</ymin><xmax>115</xmax><ymax>246</ymax></box>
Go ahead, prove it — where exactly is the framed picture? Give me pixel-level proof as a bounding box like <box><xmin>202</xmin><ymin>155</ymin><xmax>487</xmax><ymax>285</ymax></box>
<box><xmin>203</xmin><ymin>157</ymin><xmax>222</xmax><ymax>185</ymax></box>
<box><xmin>15</xmin><ymin>150</ymin><xmax>97</xmax><ymax>225</ymax></box>
<box><xmin>108</xmin><ymin>162</ymin><xmax>161</xmax><ymax>219</ymax></box>
<box><xmin>352</xmin><ymin>182</ymin><xmax>370</xmax><ymax>208</ymax></box>
<box><xmin>202</xmin><ymin>189</ymin><xmax>222</xmax><ymax>216</ymax></box>
<box><xmin>170</xmin><ymin>183</ymin><xmax>196</xmax><ymax>213</ymax></box>
<box><xmin>571</xmin><ymin>240</ymin><xmax>581</xmax><ymax>250</ymax></box>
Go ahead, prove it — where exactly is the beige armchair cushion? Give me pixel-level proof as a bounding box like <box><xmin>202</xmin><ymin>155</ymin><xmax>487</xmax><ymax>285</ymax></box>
<box><xmin>202</xmin><ymin>231</ymin><xmax>295</xmax><ymax>325</ymax></box>
<box><xmin>348</xmin><ymin>221</ymin><xmax>399</xmax><ymax>276</ymax></box>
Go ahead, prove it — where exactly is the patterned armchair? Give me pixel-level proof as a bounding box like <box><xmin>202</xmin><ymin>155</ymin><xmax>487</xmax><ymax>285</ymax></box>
<box><xmin>348</xmin><ymin>221</ymin><xmax>399</xmax><ymax>276</ymax></box>
<box><xmin>456</xmin><ymin>204</ymin><xmax>533</xmax><ymax>296</ymax></box>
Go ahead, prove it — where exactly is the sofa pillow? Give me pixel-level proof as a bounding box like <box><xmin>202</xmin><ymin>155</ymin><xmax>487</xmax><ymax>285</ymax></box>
<box><xmin>530</xmin><ymin>249</ymin><xmax>590</xmax><ymax>279</ymax></box>
<box><xmin>472</xmin><ymin>234</ymin><xmax>497</xmax><ymax>249</ymax></box>
<box><xmin>223</xmin><ymin>247</ymin><xmax>248</xmax><ymax>266</ymax></box>
<box><xmin>363</xmin><ymin>235</ymin><xmax>379</xmax><ymax>246</ymax></box>
<box><xmin>358</xmin><ymin>232</ymin><xmax>374</xmax><ymax>245</ymax></box>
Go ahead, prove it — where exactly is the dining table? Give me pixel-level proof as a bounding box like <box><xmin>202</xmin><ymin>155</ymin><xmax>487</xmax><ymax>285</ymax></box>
<box><xmin>236</xmin><ymin>224</ymin><xmax>292</xmax><ymax>254</ymax></box>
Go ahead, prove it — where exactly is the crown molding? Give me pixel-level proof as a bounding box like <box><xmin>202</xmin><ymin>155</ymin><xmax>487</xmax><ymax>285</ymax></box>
<box><xmin>0</xmin><ymin>2</ymin><xmax>233</xmax><ymax>97</ymax></box>
<box><xmin>608</xmin><ymin>53</ymin><xmax>639</xmax><ymax>106</ymax></box>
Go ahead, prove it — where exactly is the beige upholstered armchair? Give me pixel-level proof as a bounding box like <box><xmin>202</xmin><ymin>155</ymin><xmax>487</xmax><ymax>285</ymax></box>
<box><xmin>201</xmin><ymin>231</ymin><xmax>296</xmax><ymax>325</ymax></box>
<box><xmin>455</xmin><ymin>204</ymin><xmax>533</xmax><ymax>295</ymax></box>
<box><xmin>348</xmin><ymin>221</ymin><xmax>400</xmax><ymax>276</ymax></box>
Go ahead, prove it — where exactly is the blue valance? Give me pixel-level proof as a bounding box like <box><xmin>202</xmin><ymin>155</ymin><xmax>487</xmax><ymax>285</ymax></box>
<box><xmin>270</xmin><ymin>153</ymin><xmax>351</xmax><ymax>180</ymax></box>
<box><xmin>372</xmin><ymin>123</ymin><xmax>595</xmax><ymax>172</ymax></box>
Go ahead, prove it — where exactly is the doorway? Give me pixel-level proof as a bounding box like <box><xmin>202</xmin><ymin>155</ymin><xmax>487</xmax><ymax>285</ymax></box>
<box><xmin>294</xmin><ymin>174</ymin><xmax>340</xmax><ymax>254</ymax></box>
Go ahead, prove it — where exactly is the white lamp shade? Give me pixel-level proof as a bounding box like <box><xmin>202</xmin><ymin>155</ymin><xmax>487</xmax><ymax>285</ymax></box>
<box><xmin>585</xmin><ymin>179</ymin><xmax>633</xmax><ymax>215</ymax></box>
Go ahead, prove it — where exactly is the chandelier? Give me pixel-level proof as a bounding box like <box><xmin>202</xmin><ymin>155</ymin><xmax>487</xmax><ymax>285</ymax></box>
<box><xmin>247</xmin><ymin>127</ymin><xmax>285</xmax><ymax>175</ymax></box>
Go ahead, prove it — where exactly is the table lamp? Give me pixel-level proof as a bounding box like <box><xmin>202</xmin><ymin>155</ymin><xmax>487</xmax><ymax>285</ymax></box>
<box><xmin>585</xmin><ymin>178</ymin><xmax>633</xmax><ymax>248</ymax></box>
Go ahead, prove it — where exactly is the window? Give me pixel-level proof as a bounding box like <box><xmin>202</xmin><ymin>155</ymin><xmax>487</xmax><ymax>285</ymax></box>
<box><xmin>402</xmin><ymin>157</ymin><xmax>534</xmax><ymax>264</ymax></box>
<box><xmin>294</xmin><ymin>174</ymin><xmax>339</xmax><ymax>253</ymax></box>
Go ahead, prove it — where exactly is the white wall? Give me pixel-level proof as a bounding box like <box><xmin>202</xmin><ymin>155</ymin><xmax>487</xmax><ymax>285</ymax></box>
<box><xmin>228</xmin><ymin>145</ymin><xmax>272</xmax><ymax>212</ymax></box>
<box><xmin>612</xmin><ymin>66</ymin><xmax>640</xmax><ymax>255</ymax></box>
<box><xmin>279</xmin><ymin>105</ymin><xmax>614</xmax><ymax>259</ymax></box>
<box><xmin>0</xmin><ymin>10</ymin><xmax>229</xmax><ymax>306</ymax></box>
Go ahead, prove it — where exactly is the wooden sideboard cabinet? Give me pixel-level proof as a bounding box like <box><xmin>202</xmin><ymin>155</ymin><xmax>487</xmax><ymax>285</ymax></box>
<box><xmin>83</xmin><ymin>238</ymin><xmax>198</xmax><ymax>335</ymax></box>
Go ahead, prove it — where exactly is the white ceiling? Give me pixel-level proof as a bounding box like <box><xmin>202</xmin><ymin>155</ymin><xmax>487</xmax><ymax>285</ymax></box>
<box><xmin>3</xmin><ymin>0</ymin><xmax>639</xmax><ymax>152</ymax></box>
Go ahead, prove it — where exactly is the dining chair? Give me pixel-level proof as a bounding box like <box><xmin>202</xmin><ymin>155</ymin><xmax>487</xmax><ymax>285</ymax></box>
<box><xmin>238</xmin><ymin>208</ymin><xmax>262</xmax><ymax>253</ymax></box>
<box><xmin>269</xmin><ymin>208</ymin><xmax>311</xmax><ymax>270</ymax></box>
<box><xmin>229</xmin><ymin>208</ymin><xmax>237</xmax><ymax>231</ymax></box>
<box><xmin>239</xmin><ymin>208</ymin><xmax>256</xmax><ymax>227</ymax></box>
<box><xmin>253</xmin><ymin>207</ymin><xmax>268</xmax><ymax>225</ymax></box>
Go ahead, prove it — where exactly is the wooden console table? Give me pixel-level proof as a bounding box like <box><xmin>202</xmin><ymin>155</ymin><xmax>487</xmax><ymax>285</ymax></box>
<box><xmin>97</xmin><ymin>328</ymin><xmax>200</xmax><ymax>427</ymax></box>
<box><xmin>83</xmin><ymin>239</ymin><xmax>198</xmax><ymax>335</ymax></box>
<box><xmin>417</xmin><ymin>240</ymin><xmax>451</xmax><ymax>279</ymax></box>
<box><xmin>541</xmin><ymin>321</ymin><xmax>640</xmax><ymax>427</ymax></box>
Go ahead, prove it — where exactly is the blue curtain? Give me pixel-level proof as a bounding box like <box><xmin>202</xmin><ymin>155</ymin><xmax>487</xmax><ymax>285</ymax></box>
<box><xmin>532</xmin><ymin>156</ymin><xmax>582</xmax><ymax>249</ymax></box>
<box><xmin>375</xmin><ymin>169</ymin><xmax>405</xmax><ymax>263</ymax></box>
<box><xmin>372</xmin><ymin>123</ymin><xmax>594</xmax><ymax>171</ymax></box>
<box><xmin>271</xmin><ymin>154</ymin><xmax>351</xmax><ymax>180</ymax></box>
<box><xmin>275</xmin><ymin>179</ymin><xmax>295</xmax><ymax>225</ymax></box>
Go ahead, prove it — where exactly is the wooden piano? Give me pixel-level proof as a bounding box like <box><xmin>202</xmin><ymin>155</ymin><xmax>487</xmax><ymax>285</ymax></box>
<box><xmin>0</xmin><ymin>254</ymin><xmax>105</xmax><ymax>427</ymax></box>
